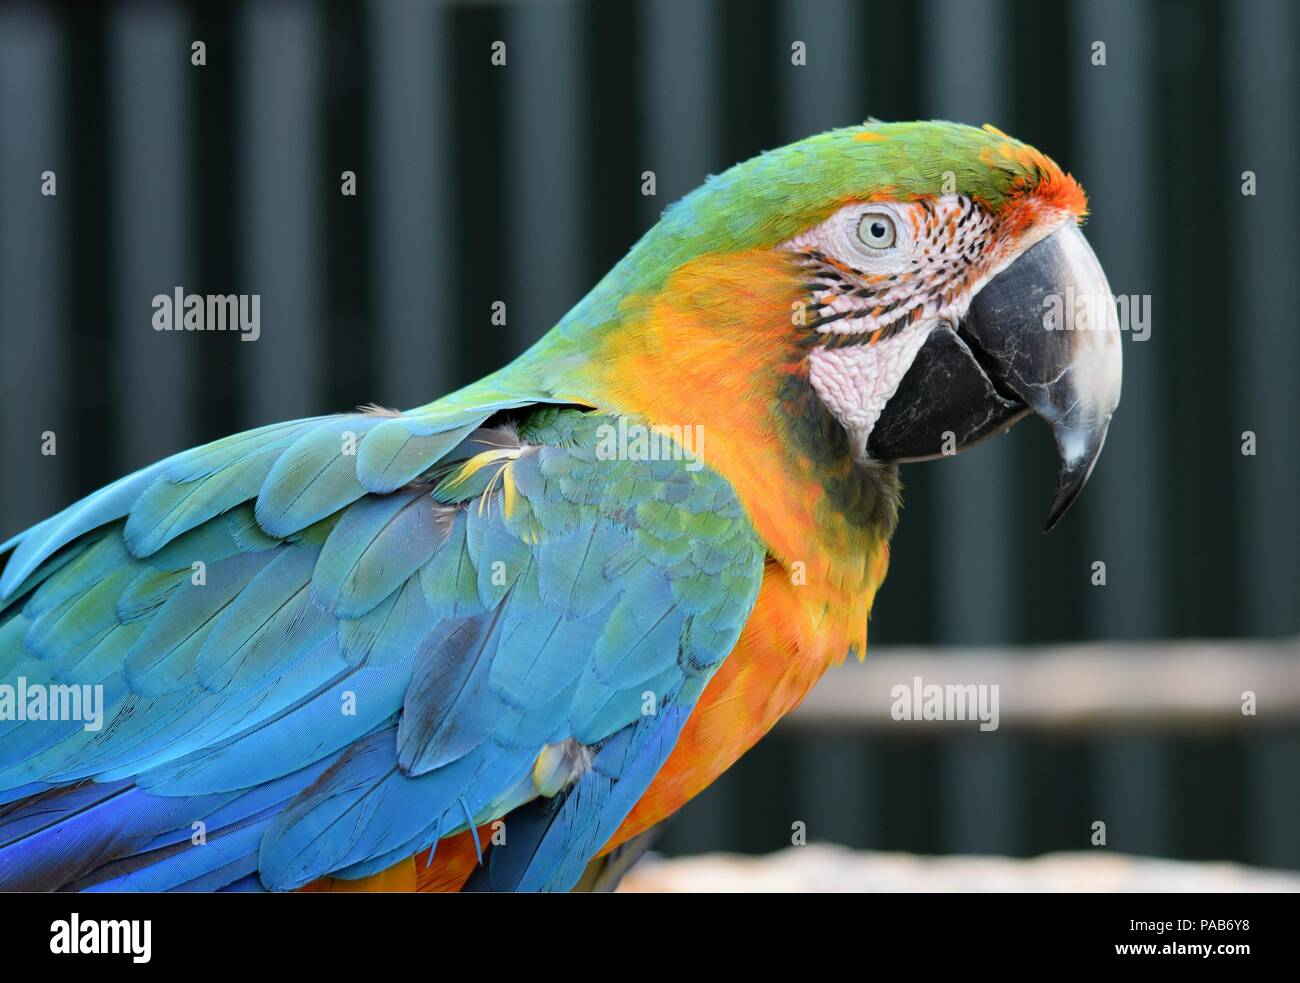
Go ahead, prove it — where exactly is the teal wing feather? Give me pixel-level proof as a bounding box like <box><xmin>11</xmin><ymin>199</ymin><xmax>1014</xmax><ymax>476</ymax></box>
<box><xmin>0</xmin><ymin>393</ymin><xmax>764</xmax><ymax>892</ymax></box>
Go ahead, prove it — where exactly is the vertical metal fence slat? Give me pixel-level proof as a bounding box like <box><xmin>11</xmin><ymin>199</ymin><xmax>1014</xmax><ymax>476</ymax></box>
<box><xmin>1228</xmin><ymin>0</ymin><xmax>1300</xmax><ymax>871</ymax></box>
<box><xmin>0</xmin><ymin>5</ymin><xmax>67</xmax><ymax>536</ymax></box>
<box><xmin>1094</xmin><ymin>734</ymin><xmax>1171</xmax><ymax>858</ymax></box>
<box><xmin>777</xmin><ymin>0</ymin><xmax>862</xmax><ymax>142</ymax></box>
<box><xmin>925</xmin><ymin>0</ymin><xmax>1021</xmax><ymax>857</ymax></box>
<box><xmin>1072</xmin><ymin>0</ymin><xmax>1173</xmax><ymax>859</ymax></box>
<box><xmin>640</xmin><ymin>0</ymin><xmax>720</xmax><ymax>219</ymax></box>
<box><xmin>507</xmin><ymin>0</ymin><xmax>585</xmax><ymax>353</ymax></box>
<box><xmin>796</xmin><ymin>733</ymin><xmax>879</xmax><ymax>849</ymax></box>
<box><xmin>241</xmin><ymin>0</ymin><xmax>323</xmax><ymax>425</ymax></box>
<box><xmin>1245</xmin><ymin>730</ymin><xmax>1300</xmax><ymax>869</ymax></box>
<box><xmin>1073</xmin><ymin>0</ymin><xmax>1164</xmax><ymax>641</ymax></box>
<box><xmin>370</xmin><ymin>0</ymin><xmax>451</xmax><ymax>407</ymax></box>
<box><xmin>1227</xmin><ymin>0</ymin><xmax>1299</xmax><ymax>638</ymax></box>
<box><xmin>112</xmin><ymin>3</ymin><xmax>193</xmax><ymax>468</ymax></box>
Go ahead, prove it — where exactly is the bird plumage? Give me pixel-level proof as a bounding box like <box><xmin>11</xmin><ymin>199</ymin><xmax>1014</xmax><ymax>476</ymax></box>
<box><xmin>0</xmin><ymin>405</ymin><xmax>765</xmax><ymax>891</ymax></box>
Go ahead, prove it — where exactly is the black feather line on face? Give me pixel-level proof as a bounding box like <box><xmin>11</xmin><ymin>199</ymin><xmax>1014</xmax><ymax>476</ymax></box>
<box><xmin>794</xmin><ymin>251</ymin><xmax>919</xmax><ymax>348</ymax></box>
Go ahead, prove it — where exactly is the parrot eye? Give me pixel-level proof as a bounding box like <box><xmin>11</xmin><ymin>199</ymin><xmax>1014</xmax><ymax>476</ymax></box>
<box><xmin>857</xmin><ymin>212</ymin><xmax>897</xmax><ymax>250</ymax></box>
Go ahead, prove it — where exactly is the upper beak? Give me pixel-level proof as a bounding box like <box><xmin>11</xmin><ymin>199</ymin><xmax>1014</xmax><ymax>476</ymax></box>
<box><xmin>867</xmin><ymin>222</ymin><xmax>1122</xmax><ymax>531</ymax></box>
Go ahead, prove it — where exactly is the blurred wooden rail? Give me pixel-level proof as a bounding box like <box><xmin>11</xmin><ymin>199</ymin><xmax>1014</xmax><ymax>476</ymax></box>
<box><xmin>620</xmin><ymin>845</ymin><xmax>1300</xmax><ymax>892</ymax></box>
<box><xmin>788</xmin><ymin>638</ymin><xmax>1300</xmax><ymax>731</ymax></box>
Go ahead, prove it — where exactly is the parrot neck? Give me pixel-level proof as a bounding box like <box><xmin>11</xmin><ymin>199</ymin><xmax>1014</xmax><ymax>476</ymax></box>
<box><xmin>510</xmin><ymin>247</ymin><xmax>898</xmax><ymax>618</ymax></box>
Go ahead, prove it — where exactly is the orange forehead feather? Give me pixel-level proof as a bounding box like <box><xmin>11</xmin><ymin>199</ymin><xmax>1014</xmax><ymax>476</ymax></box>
<box><xmin>980</xmin><ymin>129</ymin><xmax>1089</xmax><ymax>237</ymax></box>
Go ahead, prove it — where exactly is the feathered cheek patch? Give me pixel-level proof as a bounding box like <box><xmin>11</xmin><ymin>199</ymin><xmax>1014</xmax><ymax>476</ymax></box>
<box><xmin>782</xmin><ymin>195</ymin><xmax>997</xmax><ymax>348</ymax></box>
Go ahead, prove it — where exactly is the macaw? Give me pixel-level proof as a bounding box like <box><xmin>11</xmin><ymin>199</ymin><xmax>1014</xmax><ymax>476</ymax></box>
<box><xmin>0</xmin><ymin>121</ymin><xmax>1120</xmax><ymax>892</ymax></box>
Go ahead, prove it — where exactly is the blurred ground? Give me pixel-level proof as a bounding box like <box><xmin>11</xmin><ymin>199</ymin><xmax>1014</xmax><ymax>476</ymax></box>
<box><xmin>619</xmin><ymin>845</ymin><xmax>1300</xmax><ymax>892</ymax></box>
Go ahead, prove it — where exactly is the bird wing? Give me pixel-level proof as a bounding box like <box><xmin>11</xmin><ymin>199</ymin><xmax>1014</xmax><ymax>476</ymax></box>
<box><xmin>0</xmin><ymin>397</ymin><xmax>764</xmax><ymax>892</ymax></box>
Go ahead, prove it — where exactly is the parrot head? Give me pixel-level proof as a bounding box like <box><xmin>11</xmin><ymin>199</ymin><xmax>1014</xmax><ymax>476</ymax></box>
<box><xmin>542</xmin><ymin>120</ymin><xmax>1121</xmax><ymax>533</ymax></box>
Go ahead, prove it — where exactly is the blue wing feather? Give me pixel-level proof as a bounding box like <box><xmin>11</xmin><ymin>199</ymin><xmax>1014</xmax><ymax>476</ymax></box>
<box><xmin>0</xmin><ymin>398</ymin><xmax>764</xmax><ymax>891</ymax></box>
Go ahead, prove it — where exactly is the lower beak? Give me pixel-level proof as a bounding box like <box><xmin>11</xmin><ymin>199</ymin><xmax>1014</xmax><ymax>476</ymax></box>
<box><xmin>866</xmin><ymin>222</ymin><xmax>1123</xmax><ymax>530</ymax></box>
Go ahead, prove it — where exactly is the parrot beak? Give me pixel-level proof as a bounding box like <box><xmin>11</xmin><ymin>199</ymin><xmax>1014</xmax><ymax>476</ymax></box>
<box><xmin>867</xmin><ymin>222</ymin><xmax>1122</xmax><ymax>531</ymax></box>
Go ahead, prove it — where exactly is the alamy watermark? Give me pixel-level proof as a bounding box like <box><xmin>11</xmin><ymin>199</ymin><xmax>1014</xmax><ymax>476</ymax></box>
<box><xmin>152</xmin><ymin>286</ymin><xmax>260</xmax><ymax>341</ymax></box>
<box><xmin>595</xmin><ymin>418</ymin><xmax>705</xmax><ymax>472</ymax></box>
<box><xmin>890</xmin><ymin>676</ymin><xmax>1000</xmax><ymax>732</ymax></box>
<box><xmin>50</xmin><ymin>914</ymin><xmax>151</xmax><ymax>963</ymax></box>
<box><xmin>0</xmin><ymin>677</ymin><xmax>104</xmax><ymax>732</ymax></box>
<box><xmin>1042</xmin><ymin>287</ymin><xmax>1151</xmax><ymax>341</ymax></box>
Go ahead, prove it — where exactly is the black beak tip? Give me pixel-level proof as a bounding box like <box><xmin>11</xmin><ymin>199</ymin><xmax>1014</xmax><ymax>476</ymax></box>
<box><xmin>1042</xmin><ymin>446</ymin><xmax>1104</xmax><ymax>533</ymax></box>
<box><xmin>1043</xmin><ymin>482</ymin><xmax>1080</xmax><ymax>533</ymax></box>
